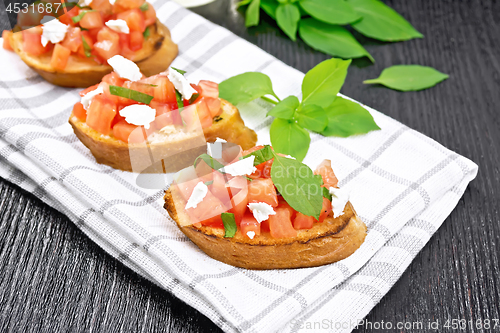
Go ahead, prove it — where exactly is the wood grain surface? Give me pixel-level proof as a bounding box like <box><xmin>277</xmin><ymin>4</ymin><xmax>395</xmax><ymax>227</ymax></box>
<box><xmin>1</xmin><ymin>0</ymin><xmax>499</xmax><ymax>332</ymax></box>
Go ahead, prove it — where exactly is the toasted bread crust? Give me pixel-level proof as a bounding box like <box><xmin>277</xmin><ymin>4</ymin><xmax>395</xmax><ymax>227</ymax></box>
<box><xmin>163</xmin><ymin>188</ymin><xmax>367</xmax><ymax>270</ymax></box>
<box><xmin>9</xmin><ymin>20</ymin><xmax>178</xmax><ymax>87</ymax></box>
<box><xmin>69</xmin><ymin>99</ymin><xmax>257</xmax><ymax>172</ymax></box>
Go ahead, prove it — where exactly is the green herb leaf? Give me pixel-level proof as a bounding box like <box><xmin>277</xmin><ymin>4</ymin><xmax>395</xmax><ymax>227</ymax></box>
<box><xmin>237</xmin><ymin>0</ymin><xmax>253</xmax><ymax>7</ymax></box>
<box><xmin>321</xmin><ymin>96</ymin><xmax>380</xmax><ymax>137</ymax></box>
<box><xmin>246</xmin><ymin>0</ymin><xmax>261</xmax><ymax>27</ymax></box>
<box><xmin>299</xmin><ymin>18</ymin><xmax>374</xmax><ymax>62</ymax></box>
<box><xmin>348</xmin><ymin>0</ymin><xmax>423</xmax><ymax>41</ymax></box>
<box><xmin>363</xmin><ymin>65</ymin><xmax>449</xmax><ymax>91</ymax></box>
<box><xmin>276</xmin><ymin>3</ymin><xmax>301</xmax><ymax>41</ymax></box>
<box><xmin>194</xmin><ymin>154</ymin><xmax>225</xmax><ymax>170</ymax></box>
<box><xmin>175</xmin><ymin>90</ymin><xmax>184</xmax><ymax>110</ymax></box>
<box><xmin>139</xmin><ymin>2</ymin><xmax>148</xmax><ymax>11</ymax></box>
<box><xmin>71</xmin><ymin>10</ymin><xmax>94</xmax><ymax>23</ymax></box>
<box><xmin>299</xmin><ymin>0</ymin><xmax>361</xmax><ymax>25</ymax></box>
<box><xmin>270</xmin><ymin>153</ymin><xmax>323</xmax><ymax>219</ymax></box>
<box><xmin>260</xmin><ymin>0</ymin><xmax>278</xmax><ymax>19</ymax></box>
<box><xmin>301</xmin><ymin>57</ymin><xmax>351</xmax><ymax>109</ymax></box>
<box><xmin>204</xmin><ymin>180</ymin><xmax>214</xmax><ymax>186</ymax></box>
<box><xmin>219</xmin><ymin>72</ymin><xmax>279</xmax><ymax>105</ymax></box>
<box><xmin>221</xmin><ymin>212</ymin><xmax>237</xmax><ymax>238</ymax></box>
<box><xmin>270</xmin><ymin>118</ymin><xmax>310</xmax><ymax>162</ymax></box>
<box><xmin>242</xmin><ymin>145</ymin><xmax>274</xmax><ymax>165</ymax></box>
<box><xmin>188</xmin><ymin>93</ymin><xmax>199</xmax><ymax>104</ymax></box>
<box><xmin>296</xmin><ymin>104</ymin><xmax>328</xmax><ymax>132</ymax></box>
<box><xmin>171</xmin><ymin>67</ymin><xmax>187</xmax><ymax>75</ymax></box>
<box><xmin>267</xmin><ymin>95</ymin><xmax>299</xmax><ymax>120</ymax></box>
<box><xmin>322</xmin><ymin>187</ymin><xmax>332</xmax><ymax>201</ymax></box>
<box><xmin>81</xmin><ymin>35</ymin><xmax>92</xmax><ymax>58</ymax></box>
<box><xmin>143</xmin><ymin>26</ymin><xmax>150</xmax><ymax>38</ymax></box>
<box><xmin>109</xmin><ymin>85</ymin><xmax>154</xmax><ymax>104</ymax></box>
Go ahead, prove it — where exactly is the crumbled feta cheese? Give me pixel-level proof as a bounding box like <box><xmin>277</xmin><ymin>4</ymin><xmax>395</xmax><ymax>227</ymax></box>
<box><xmin>108</xmin><ymin>0</ymin><xmax>115</xmax><ymax>4</ymax></box>
<box><xmin>248</xmin><ymin>202</ymin><xmax>276</xmax><ymax>223</ymax></box>
<box><xmin>105</xmin><ymin>19</ymin><xmax>130</xmax><ymax>34</ymax></box>
<box><xmin>329</xmin><ymin>187</ymin><xmax>350</xmax><ymax>218</ymax></box>
<box><xmin>94</xmin><ymin>40</ymin><xmax>112</xmax><ymax>51</ymax></box>
<box><xmin>119</xmin><ymin>104</ymin><xmax>156</xmax><ymax>129</ymax></box>
<box><xmin>220</xmin><ymin>155</ymin><xmax>256</xmax><ymax>176</ymax></box>
<box><xmin>246</xmin><ymin>231</ymin><xmax>256</xmax><ymax>239</ymax></box>
<box><xmin>167</xmin><ymin>68</ymin><xmax>198</xmax><ymax>100</ymax></box>
<box><xmin>185</xmin><ymin>181</ymin><xmax>208</xmax><ymax>209</ymax></box>
<box><xmin>159</xmin><ymin>125</ymin><xmax>176</xmax><ymax>134</ymax></box>
<box><xmin>81</xmin><ymin>86</ymin><xmax>104</xmax><ymax>110</ymax></box>
<box><xmin>40</xmin><ymin>18</ymin><xmax>68</xmax><ymax>47</ymax></box>
<box><xmin>108</xmin><ymin>55</ymin><xmax>142</xmax><ymax>81</ymax></box>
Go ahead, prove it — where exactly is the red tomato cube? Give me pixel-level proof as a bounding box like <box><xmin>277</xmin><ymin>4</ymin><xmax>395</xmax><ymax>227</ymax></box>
<box><xmin>61</xmin><ymin>27</ymin><xmax>82</xmax><ymax>53</ymax></box>
<box><xmin>22</xmin><ymin>28</ymin><xmax>50</xmax><ymax>56</ymax></box>
<box><xmin>79</xmin><ymin>11</ymin><xmax>104</xmax><ymax>30</ymax></box>
<box><xmin>112</xmin><ymin>120</ymin><xmax>149</xmax><ymax>143</ymax></box>
<box><xmin>247</xmin><ymin>178</ymin><xmax>278</xmax><ymax>207</ymax></box>
<box><xmin>117</xmin><ymin>9</ymin><xmax>145</xmax><ymax>33</ymax></box>
<box><xmin>129</xmin><ymin>30</ymin><xmax>143</xmax><ymax>51</ymax></box>
<box><xmin>269</xmin><ymin>207</ymin><xmax>297</xmax><ymax>238</ymax></box>
<box><xmin>72</xmin><ymin>102</ymin><xmax>87</xmax><ymax>121</ymax></box>
<box><xmin>143</xmin><ymin>3</ymin><xmax>156</xmax><ymax>26</ymax></box>
<box><xmin>198</xmin><ymin>80</ymin><xmax>219</xmax><ymax>98</ymax></box>
<box><xmin>314</xmin><ymin>159</ymin><xmax>338</xmax><ymax>188</ymax></box>
<box><xmin>50</xmin><ymin>44</ymin><xmax>71</xmax><ymax>71</ymax></box>
<box><xmin>293</xmin><ymin>212</ymin><xmax>314</xmax><ymax>230</ymax></box>
<box><xmin>240</xmin><ymin>212</ymin><xmax>260</xmax><ymax>239</ymax></box>
<box><xmin>86</xmin><ymin>94</ymin><xmax>117</xmax><ymax>135</ymax></box>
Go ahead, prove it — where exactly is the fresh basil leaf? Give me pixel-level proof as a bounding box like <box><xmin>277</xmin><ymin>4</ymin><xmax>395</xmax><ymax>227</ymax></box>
<box><xmin>109</xmin><ymin>85</ymin><xmax>154</xmax><ymax>104</ymax></box>
<box><xmin>242</xmin><ymin>145</ymin><xmax>274</xmax><ymax>165</ymax></box>
<box><xmin>276</xmin><ymin>3</ymin><xmax>301</xmax><ymax>41</ymax></box>
<box><xmin>267</xmin><ymin>95</ymin><xmax>299</xmax><ymax>120</ymax></box>
<box><xmin>221</xmin><ymin>213</ymin><xmax>237</xmax><ymax>238</ymax></box>
<box><xmin>299</xmin><ymin>0</ymin><xmax>361</xmax><ymax>25</ymax></box>
<box><xmin>270</xmin><ymin>118</ymin><xmax>310</xmax><ymax>162</ymax></box>
<box><xmin>194</xmin><ymin>154</ymin><xmax>225</xmax><ymax>170</ymax></box>
<box><xmin>246</xmin><ymin>0</ymin><xmax>261</xmax><ymax>27</ymax></box>
<box><xmin>237</xmin><ymin>0</ymin><xmax>253</xmax><ymax>7</ymax></box>
<box><xmin>322</xmin><ymin>186</ymin><xmax>332</xmax><ymax>201</ymax></box>
<box><xmin>363</xmin><ymin>65</ymin><xmax>449</xmax><ymax>91</ymax></box>
<box><xmin>188</xmin><ymin>93</ymin><xmax>200</xmax><ymax>104</ymax></box>
<box><xmin>171</xmin><ymin>67</ymin><xmax>187</xmax><ymax>75</ymax></box>
<box><xmin>219</xmin><ymin>72</ymin><xmax>279</xmax><ymax>105</ymax></box>
<box><xmin>71</xmin><ymin>10</ymin><xmax>94</xmax><ymax>23</ymax></box>
<box><xmin>260</xmin><ymin>0</ymin><xmax>278</xmax><ymax>19</ymax></box>
<box><xmin>296</xmin><ymin>104</ymin><xmax>328</xmax><ymax>132</ymax></box>
<box><xmin>81</xmin><ymin>35</ymin><xmax>92</xmax><ymax>58</ymax></box>
<box><xmin>175</xmin><ymin>90</ymin><xmax>184</xmax><ymax>110</ymax></box>
<box><xmin>270</xmin><ymin>154</ymin><xmax>323</xmax><ymax>219</ymax></box>
<box><xmin>143</xmin><ymin>26</ymin><xmax>150</xmax><ymax>38</ymax></box>
<box><xmin>348</xmin><ymin>0</ymin><xmax>423</xmax><ymax>41</ymax></box>
<box><xmin>299</xmin><ymin>18</ymin><xmax>374</xmax><ymax>62</ymax></box>
<box><xmin>321</xmin><ymin>96</ymin><xmax>380</xmax><ymax>137</ymax></box>
<box><xmin>204</xmin><ymin>180</ymin><xmax>214</xmax><ymax>186</ymax></box>
<box><xmin>139</xmin><ymin>3</ymin><xmax>148</xmax><ymax>11</ymax></box>
<box><xmin>301</xmin><ymin>57</ymin><xmax>351</xmax><ymax>109</ymax></box>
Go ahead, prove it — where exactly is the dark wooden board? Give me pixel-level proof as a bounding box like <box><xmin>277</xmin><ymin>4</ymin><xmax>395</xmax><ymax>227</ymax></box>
<box><xmin>1</xmin><ymin>0</ymin><xmax>499</xmax><ymax>332</ymax></box>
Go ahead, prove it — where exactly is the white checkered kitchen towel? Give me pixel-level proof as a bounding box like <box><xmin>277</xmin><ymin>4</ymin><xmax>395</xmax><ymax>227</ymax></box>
<box><xmin>0</xmin><ymin>1</ymin><xmax>478</xmax><ymax>332</ymax></box>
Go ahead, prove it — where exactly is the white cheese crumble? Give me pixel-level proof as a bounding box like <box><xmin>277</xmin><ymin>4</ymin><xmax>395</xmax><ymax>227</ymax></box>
<box><xmin>246</xmin><ymin>231</ymin><xmax>256</xmax><ymax>239</ymax></box>
<box><xmin>108</xmin><ymin>0</ymin><xmax>115</xmax><ymax>4</ymax></box>
<box><xmin>220</xmin><ymin>155</ymin><xmax>256</xmax><ymax>176</ymax></box>
<box><xmin>185</xmin><ymin>181</ymin><xmax>208</xmax><ymax>209</ymax></box>
<box><xmin>248</xmin><ymin>202</ymin><xmax>276</xmax><ymax>223</ymax></box>
<box><xmin>167</xmin><ymin>68</ymin><xmax>198</xmax><ymax>100</ymax></box>
<box><xmin>94</xmin><ymin>40</ymin><xmax>112</xmax><ymax>51</ymax></box>
<box><xmin>119</xmin><ymin>104</ymin><xmax>156</xmax><ymax>129</ymax></box>
<box><xmin>108</xmin><ymin>55</ymin><xmax>142</xmax><ymax>81</ymax></box>
<box><xmin>329</xmin><ymin>187</ymin><xmax>350</xmax><ymax>218</ymax></box>
<box><xmin>105</xmin><ymin>19</ymin><xmax>130</xmax><ymax>34</ymax></box>
<box><xmin>40</xmin><ymin>18</ymin><xmax>68</xmax><ymax>47</ymax></box>
<box><xmin>81</xmin><ymin>86</ymin><xmax>104</xmax><ymax>110</ymax></box>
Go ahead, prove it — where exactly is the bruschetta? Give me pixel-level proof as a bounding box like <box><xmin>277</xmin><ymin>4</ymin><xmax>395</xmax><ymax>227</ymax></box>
<box><xmin>163</xmin><ymin>145</ymin><xmax>367</xmax><ymax>270</ymax></box>
<box><xmin>69</xmin><ymin>56</ymin><xmax>257</xmax><ymax>172</ymax></box>
<box><xmin>4</xmin><ymin>0</ymin><xmax>177</xmax><ymax>87</ymax></box>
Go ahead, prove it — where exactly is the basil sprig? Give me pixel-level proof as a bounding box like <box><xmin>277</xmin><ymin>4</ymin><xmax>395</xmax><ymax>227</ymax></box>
<box><xmin>81</xmin><ymin>35</ymin><xmax>92</xmax><ymax>58</ymax></box>
<box><xmin>241</xmin><ymin>145</ymin><xmax>274</xmax><ymax>165</ymax></box>
<box><xmin>109</xmin><ymin>85</ymin><xmax>154</xmax><ymax>104</ymax></box>
<box><xmin>221</xmin><ymin>212</ymin><xmax>237</xmax><ymax>237</ymax></box>
<box><xmin>364</xmin><ymin>65</ymin><xmax>449</xmax><ymax>92</ymax></box>
<box><xmin>71</xmin><ymin>10</ymin><xmax>95</xmax><ymax>23</ymax></box>
<box><xmin>219</xmin><ymin>58</ymin><xmax>380</xmax><ymax>161</ymax></box>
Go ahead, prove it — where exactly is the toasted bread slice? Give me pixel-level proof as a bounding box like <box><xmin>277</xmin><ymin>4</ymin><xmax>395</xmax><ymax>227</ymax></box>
<box><xmin>163</xmin><ymin>188</ymin><xmax>367</xmax><ymax>270</ymax></box>
<box><xmin>9</xmin><ymin>20</ymin><xmax>178</xmax><ymax>87</ymax></box>
<box><xmin>69</xmin><ymin>99</ymin><xmax>257</xmax><ymax>172</ymax></box>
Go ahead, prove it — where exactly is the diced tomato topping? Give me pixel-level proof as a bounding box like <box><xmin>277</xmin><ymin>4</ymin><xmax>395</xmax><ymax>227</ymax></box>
<box><xmin>268</xmin><ymin>207</ymin><xmax>297</xmax><ymax>238</ymax></box>
<box><xmin>200</xmin><ymin>214</ymin><xmax>224</xmax><ymax>229</ymax></box>
<box><xmin>112</xmin><ymin>120</ymin><xmax>149</xmax><ymax>143</ymax></box>
<box><xmin>317</xmin><ymin>197</ymin><xmax>332</xmax><ymax>223</ymax></box>
<box><xmin>114</xmin><ymin>0</ymin><xmax>145</xmax><ymax>10</ymax></box>
<box><xmin>203</xmin><ymin>97</ymin><xmax>222</xmax><ymax>117</ymax></box>
<box><xmin>150</xmin><ymin>101</ymin><xmax>182</xmax><ymax>128</ymax></box>
<box><xmin>240</xmin><ymin>212</ymin><xmax>260</xmax><ymax>238</ymax></box>
<box><xmin>277</xmin><ymin>198</ymin><xmax>296</xmax><ymax>220</ymax></box>
<box><xmin>129</xmin><ymin>30</ymin><xmax>143</xmax><ymax>51</ymax></box>
<box><xmin>59</xmin><ymin>6</ymin><xmax>80</xmax><ymax>25</ymax></box>
<box><xmin>175</xmin><ymin>178</ymin><xmax>202</xmax><ymax>202</ymax></box>
<box><xmin>90</xmin><ymin>0</ymin><xmax>113</xmax><ymax>13</ymax></box>
<box><xmin>22</xmin><ymin>29</ymin><xmax>50</xmax><ymax>56</ymax></box>
<box><xmin>111</xmin><ymin>112</ymin><xmax>126</xmax><ymax>128</ymax></box>
<box><xmin>143</xmin><ymin>3</ymin><xmax>156</xmax><ymax>26</ymax></box>
<box><xmin>140</xmin><ymin>75</ymin><xmax>177</xmax><ymax>103</ymax></box>
<box><xmin>93</xmin><ymin>27</ymin><xmax>120</xmax><ymax>59</ymax></box>
<box><xmin>180</xmin><ymin>104</ymin><xmax>201</xmax><ymax>131</ymax></box>
<box><xmin>117</xmin><ymin>9</ymin><xmax>145</xmax><ymax>32</ymax></box>
<box><xmin>293</xmin><ymin>213</ymin><xmax>314</xmax><ymax>230</ymax></box>
<box><xmin>195</xmin><ymin>99</ymin><xmax>214</xmax><ymax>129</ymax></box>
<box><xmin>198</xmin><ymin>80</ymin><xmax>219</xmax><ymax>99</ymax></box>
<box><xmin>2</xmin><ymin>31</ymin><xmax>13</xmax><ymax>51</ymax></box>
<box><xmin>80</xmin><ymin>83</ymin><xmax>99</xmax><ymax>97</ymax></box>
<box><xmin>50</xmin><ymin>44</ymin><xmax>71</xmax><ymax>71</ymax></box>
<box><xmin>86</xmin><ymin>94</ymin><xmax>117</xmax><ymax>135</ymax></box>
<box><xmin>61</xmin><ymin>27</ymin><xmax>82</xmax><ymax>52</ymax></box>
<box><xmin>314</xmin><ymin>159</ymin><xmax>338</xmax><ymax>188</ymax></box>
<box><xmin>247</xmin><ymin>178</ymin><xmax>278</xmax><ymax>207</ymax></box>
<box><xmin>210</xmin><ymin>171</ymin><xmax>231</xmax><ymax>205</ymax></box>
<box><xmin>228</xmin><ymin>177</ymin><xmax>249</xmax><ymax>224</ymax></box>
<box><xmin>79</xmin><ymin>10</ymin><xmax>104</xmax><ymax>30</ymax></box>
<box><xmin>72</xmin><ymin>102</ymin><xmax>87</xmax><ymax>121</ymax></box>
<box><xmin>186</xmin><ymin>190</ymin><xmax>227</xmax><ymax>222</ymax></box>
<box><xmin>77</xmin><ymin>31</ymin><xmax>94</xmax><ymax>58</ymax></box>
<box><xmin>102</xmin><ymin>72</ymin><xmax>126</xmax><ymax>87</ymax></box>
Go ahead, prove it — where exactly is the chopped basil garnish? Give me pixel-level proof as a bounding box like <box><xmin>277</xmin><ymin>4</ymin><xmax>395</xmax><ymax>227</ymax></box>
<box><xmin>81</xmin><ymin>35</ymin><xmax>92</xmax><ymax>58</ymax></box>
<box><xmin>221</xmin><ymin>212</ymin><xmax>237</xmax><ymax>238</ymax></box>
<box><xmin>171</xmin><ymin>67</ymin><xmax>187</xmax><ymax>75</ymax></box>
<box><xmin>188</xmin><ymin>93</ymin><xmax>199</xmax><ymax>104</ymax></box>
<box><xmin>175</xmin><ymin>89</ymin><xmax>184</xmax><ymax>110</ymax></box>
<box><xmin>72</xmin><ymin>10</ymin><xmax>94</xmax><ymax>23</ymax></box>
<box><xmin>143</xmin><ymin>26</ymin><xmax>150</xmax><ymax>38</ymax></box>
<box><xmin>242</xmin><ymin>145</ymin><xmax>274</xmax><ymax>165</ymax></box>
<box><xmin>139</xmin><ymin>3</ymin><xmax>149</xmax><ymax>11</ymax></box>
<box><xmin>194</xmin><ymin>154</ymin><xmax>225</xmax><ymax>170</ymax></box>
<box><xmin>109</xmin><ymin>85</ymin><xmax>154</xmax><ymax>104</ymax></box>
<box><xmin>204</xmin><ymin>180</ymin><xmax>214</xmax><ymax>186</ymax></box>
